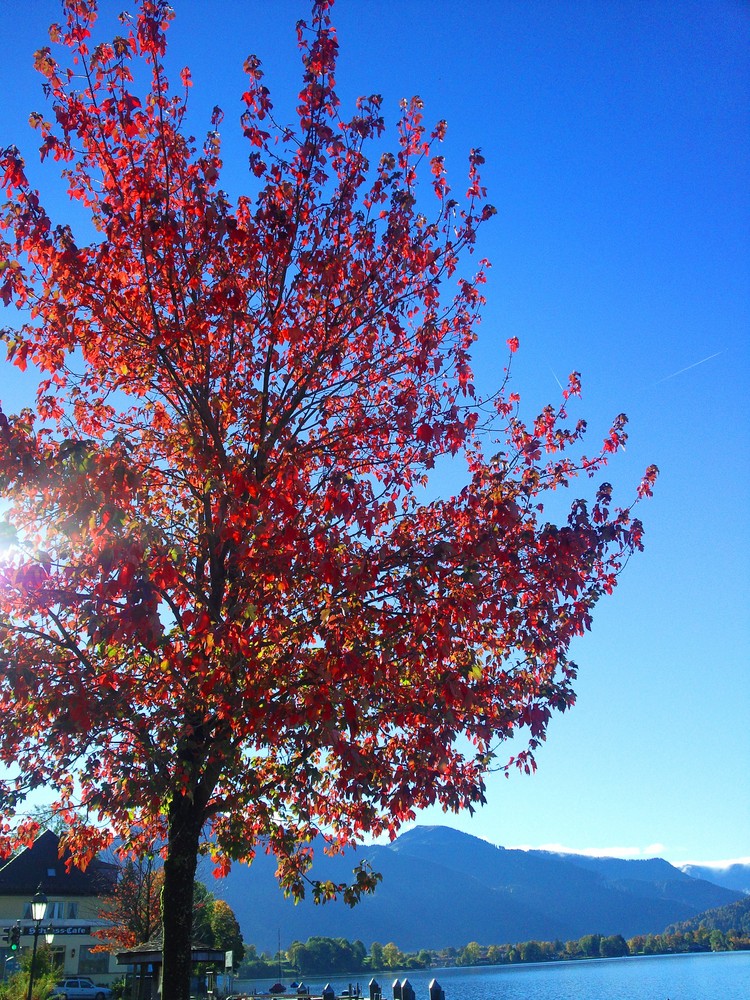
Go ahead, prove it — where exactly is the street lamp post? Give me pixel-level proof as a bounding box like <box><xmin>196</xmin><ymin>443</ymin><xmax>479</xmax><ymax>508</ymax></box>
<box><xmin>26</xmin><ymin>889</ymin><xmax>47</xmax><ymax>1000</ymax></box>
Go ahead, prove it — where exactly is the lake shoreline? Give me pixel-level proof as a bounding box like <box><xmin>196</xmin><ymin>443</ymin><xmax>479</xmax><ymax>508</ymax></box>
<box><xmin>234</xmin><ymin>950</ymin><xmax>750</xmax><ymax>1000</ymax></box>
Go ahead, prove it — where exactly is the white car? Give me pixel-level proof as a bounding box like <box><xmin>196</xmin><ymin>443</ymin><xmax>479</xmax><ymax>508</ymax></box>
<box><xmin>49</xmin><ymin>978</ymin><xmax>113</xmax><ymax>1000</ymax></box>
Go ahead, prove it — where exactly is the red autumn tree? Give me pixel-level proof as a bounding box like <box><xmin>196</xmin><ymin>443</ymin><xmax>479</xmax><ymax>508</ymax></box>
<box><xmin>94</xmin><ymin>856</ymin><xmax>164</xmax><ymax>949</ymax></box>
<box><xmin>0</xmin><ymin>3</ymin><xmax>656</xmax><ymax>1000</ymax></box>
<box><xmin>95</xmin><ymin>863</ymin><xmax>244</xmax><ymax>966</ymax></box>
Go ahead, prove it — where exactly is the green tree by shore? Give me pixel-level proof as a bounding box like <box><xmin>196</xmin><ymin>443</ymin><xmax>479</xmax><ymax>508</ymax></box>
<box><xmin>235</xmin><ymin>917</ymin><xmax>750</xmax><ymax>981</ymax></box>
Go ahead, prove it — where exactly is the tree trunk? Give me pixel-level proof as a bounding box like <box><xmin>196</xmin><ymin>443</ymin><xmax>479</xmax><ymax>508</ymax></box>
<box><xmin>160</xmin><ymin>794</ymin><xmax>204</xmax><ymax>1000</ymax></box>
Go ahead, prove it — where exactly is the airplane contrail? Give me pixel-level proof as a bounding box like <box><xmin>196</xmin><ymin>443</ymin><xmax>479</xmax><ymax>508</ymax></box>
<box><xmin>548</xmin><ymin>365</ymin><xmax>565</xmax><ymax>392</ymax></box>
<box><xmin>653</xmin><ymin>351</ymin><xmax>722</xmax><ymax>385</ymax></box>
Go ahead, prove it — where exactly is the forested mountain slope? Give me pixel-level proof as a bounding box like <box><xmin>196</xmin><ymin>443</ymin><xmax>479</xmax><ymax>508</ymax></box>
<box><xmin>213</xmin><ymin>826</ymin><xmax>742</xmax><ymax>952</ymax></box>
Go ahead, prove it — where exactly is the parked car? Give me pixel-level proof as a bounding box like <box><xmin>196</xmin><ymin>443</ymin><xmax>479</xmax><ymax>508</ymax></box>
<box><xmin>49</xmin><ymin>978</ymin><xmax>113</xmax><ymax>1000</ymax></box>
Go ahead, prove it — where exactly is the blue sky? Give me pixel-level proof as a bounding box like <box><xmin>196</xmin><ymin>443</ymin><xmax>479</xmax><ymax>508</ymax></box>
<box><xmin>0</xmin><ymin>1</ymin><xmax>748</xmax><ymax>867</ymax></box>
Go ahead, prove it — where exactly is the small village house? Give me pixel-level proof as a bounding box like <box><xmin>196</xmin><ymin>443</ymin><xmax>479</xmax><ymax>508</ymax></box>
<box><xmin>0</xmin><ymin>830</ymin><xmax>119</xmax><ymax>981</ymax></box>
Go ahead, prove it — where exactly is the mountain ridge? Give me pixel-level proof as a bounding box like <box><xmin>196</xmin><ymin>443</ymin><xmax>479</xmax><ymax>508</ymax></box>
<box><xmin>680</xmin><ymin>862</ymin><xmax>750</xmax><ymax>894</ymax></box>
<box><xmin>210</xmin><ymin>825</ymin><xmax>744</xmax><ymax>952</ymax></box>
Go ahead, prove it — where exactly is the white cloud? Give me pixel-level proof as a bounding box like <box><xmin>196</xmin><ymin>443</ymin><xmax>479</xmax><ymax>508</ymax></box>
<box><xmin>508</xmin><ymin>844</ymin><xmax>750</xmax><ymax>867</ymax></box>
<box><xmin>678</xmin><ymin>856</ymin><xmax>750</xmax><ymax>870</ymax></box>
<box><xmin>508</xmin><ymin>842</ymin><xmax>668</xmax><ymax>860</ymax></box>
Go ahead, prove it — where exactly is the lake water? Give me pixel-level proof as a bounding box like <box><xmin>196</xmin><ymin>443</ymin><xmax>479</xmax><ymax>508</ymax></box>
<box><xmin>235</xmin><ymin>951</ymin><xmax>750</xmax><ymax>1000</ymax></box>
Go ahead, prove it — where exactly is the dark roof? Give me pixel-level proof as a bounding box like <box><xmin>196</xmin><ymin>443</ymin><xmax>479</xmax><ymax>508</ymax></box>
<box><xmin>0</xmin><ymin>831</ymin><xmax>118</xmax><ymax>897</ymax></box>
<box><xmin>116</xmin><ymin>935</ymin><xmax>225</xmax><ymax>966</ymax></box>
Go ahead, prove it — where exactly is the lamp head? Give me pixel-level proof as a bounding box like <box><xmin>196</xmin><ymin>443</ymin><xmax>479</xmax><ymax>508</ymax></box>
<box><xmin>31</xmin><ymin>888</ymin><xmax>48</xmax><ymax>922</ymax></box>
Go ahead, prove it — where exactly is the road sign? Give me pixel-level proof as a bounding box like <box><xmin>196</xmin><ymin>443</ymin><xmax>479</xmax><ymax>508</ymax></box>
<box><xmin>41</xmin><ymin>926</ymin><xmax>91</xmax><ymax>936</ymax></box>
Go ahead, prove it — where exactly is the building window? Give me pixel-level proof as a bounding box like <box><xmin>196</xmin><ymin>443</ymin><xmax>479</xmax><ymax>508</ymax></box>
<box><xmin>49</xmin><ymin>947</ymin><xmax>65</xmax><ymax>969</ymax></box>
<box><xmin>78</xmin><ymin>946</ymin><xmax>109</xmax><ymax>975</ymax></box>
<box><xmin>23</xmin><ymin>900</ymin><xmax>76</xmax><ymax>920</ymax></box>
